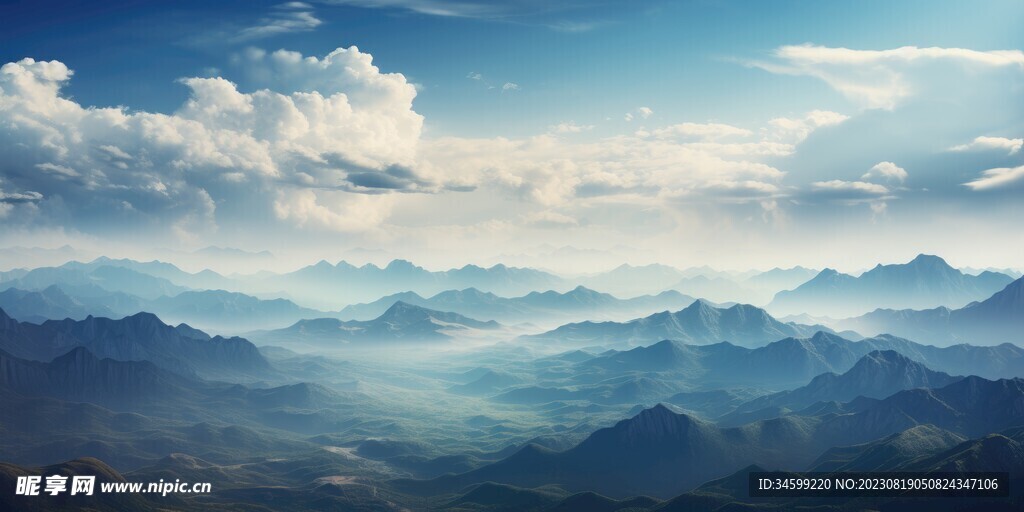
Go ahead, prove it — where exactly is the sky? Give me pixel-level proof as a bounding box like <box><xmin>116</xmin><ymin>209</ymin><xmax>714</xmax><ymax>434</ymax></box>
<box><xmin>0</xmin><ymin>0</ymin><xmax>1022</xmax><ymax>273</ymax></box>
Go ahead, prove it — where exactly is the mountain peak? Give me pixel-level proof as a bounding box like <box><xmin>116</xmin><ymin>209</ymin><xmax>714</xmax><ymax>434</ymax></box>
<box><xmin>385</xmin><ymin>259</ymin><xmax>419</xmax><ymax>271</ymax></box>
<box><xmin>383</xmin><ymin>300</ymin><xmax>422</xmax><ymax>316</ymax></box>
<box><xmin>907</xmin><ymin>253</ymin><xmax>952</xmax><ymax>269</ymax></box>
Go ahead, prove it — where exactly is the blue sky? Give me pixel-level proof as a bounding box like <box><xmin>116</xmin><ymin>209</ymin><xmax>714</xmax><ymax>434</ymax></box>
<box><xmin>0</xmin><ymin>0</ymin><xmax>1022</xmax><ymax>272</ymax></box>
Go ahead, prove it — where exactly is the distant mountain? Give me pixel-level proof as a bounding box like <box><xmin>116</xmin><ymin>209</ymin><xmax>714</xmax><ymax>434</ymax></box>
<box><xmin>720</xmin><ymin>351</ymin><xmax>962</xmax><ymax>425</ymax></box>
<box><xmin>742</xmin><ymin>266</ymin><xmax>818</xmax><ymax>294</ymax></box>
<box><xmin>0</xmin><ymin>286</ymin><xmax>118</xmax><ymax>322</ymax></box>
<box><xmin>251</xmin><ymin>302</ymin><xmax>501</xmax><ymax>348</ymax></box>
<box><xmin>836</xmin><ymin>276</ymin><xmax>1024</xmax><ymax>345</ymax></box>
<box><xmin>245</xmin><ymin>259</ymin><xmax>568</xmax><ymax>310</ymax></box>
<box><xmin>579</xmin><ymin>264</ymin><xmax>688</xmax><ymax>297</ymax></box>
<box><xmin>404</xmin><ymin>376</ymin><xmax>1024</xmax><ymax>498</ymax></box>
<box><xmin>0</xmin><ymin>308</ymin><xmax>269</xmax><ymax>380</ymax></box>
<box><xmin>669</xmin><ymin>275</ymin><xmax>756</xmax><ymax>304</ymax></box>
<box><xmin>0</xmin><ymin>284</ymin><xmax>337</xmax><ymax>334</ymax></box>
<box><xmin>147</xmin><ymin>290</ymin><xmax>327</xmax><ymax>332</ymax></box>
<box><xmin>575</xmin><ymin>332</ymin><xmax>1024</xmax><ymax>389</ymax></box>
<box><xmin>60</xmin><ymin>257</ymin><xmax>237</xmax><ymax>291</ymax></box>
<box><xmin>0</xmin><ymin>264</ymin><xmax>188</xmax><ymax>300</ymax></box>
<box><xmin>521</xmin><ymin>300</ymin><xmax>831</xmax><ymax>348</ymax></box>
<box><xmin>339</xmin><ymin>286</ymin><xmax>697</xmax><ymax>326</ymax></box>
<box><xmin>768</xmin><ymin>254</ymin><xmax>1014</xmax><ymax>317</ymax></box>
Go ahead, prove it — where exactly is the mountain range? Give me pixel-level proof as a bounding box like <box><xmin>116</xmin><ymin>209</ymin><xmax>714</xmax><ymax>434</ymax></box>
<box><xmin>835</xmin><ymin>276</ymin><xmax>1024</xmax><ymax>345</ymax></box>
<box><xmin>570</xmin><ymin>331</ymin><xmax>1024</xmax><ymax>388</ymax></box>
<box><xmin>399</xmin><ymin>374</ymin><xmax>1024</xmax><ymax>498</ymax></box>
<box><xmin>249</xmin><ymin>301</ymin><xmax>501</xmax><ymax>349</ymax></box>
<box><xmin>521</xmin><ymin>300</ymin><xmax>840</xmax><ymax>348</ymax></box>
<box><xmin>768</xmin><ymin>254</ymin><xmax>1014</xmax><ymax>317</ymax></box>
<box><xmin>0</xmin><ymin>308</ymin><xmax>269</xmax><ymax>380</ymax></box>
<box><xmin>243</xmin><ymin>259</ymin><xmax>569</xmax><ymax>310</ymax></box>
<box><xmin>338</xmin><ymin>285</ymin><xmax>699</xmax><ymax>326</ymax></box>
<box><xmin>717</xmin><ymin>350</ymin><xmax>963</xmax><ymax>425</ymax></box>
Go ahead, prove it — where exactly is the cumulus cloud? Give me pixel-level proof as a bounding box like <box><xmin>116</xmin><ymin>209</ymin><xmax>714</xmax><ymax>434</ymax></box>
<box><xmin>753</xmin><ymin>45</ymin><xmax>1024</xmax><ymax>109</ymax></box>
<box><xmin>502</xmin><ymin>82</ymin><xmax>520</xmax><ymax>91</ymax></box>
<box><xmin>950</xmin><ymin>136</ymin><xmax>1023</xmax><ymax>155</ymax></box>
<box><xmin>963</xmin><ymin>165</ymin><xmax>1024</xmax><ymax>191</ymax></box>
<box><xmin>0</xmin><ymin>48</ymin><xmax>429</xmax><ymax>236</ymax></box>
<box><xmin>861</xmin><ymin>161</ymin><xmax>908</xmax><ymax>183</ymax></box>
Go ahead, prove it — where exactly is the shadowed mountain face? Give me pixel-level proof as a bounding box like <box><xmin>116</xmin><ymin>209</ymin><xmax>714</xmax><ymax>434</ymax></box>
<box><xmin>0</xmin><ymin>308</ymin><xmax>269</xmax><ymax>380</ymax></box>
<box><xmin>720</xmin><ymin>350</ymin><xmax>963</xmax><ymax>425</ymax></box>
<box><xmin>401</xmin><ymin>375</ymin><xmax>1024</xmax><ymax>499</ymax></box>
<box><xmin>522</xmin><ymin>300</ymin><xmax>832</xmax><ymax>348</ymax></box>
<box><xmin>768</xmin><ymin>254</ymin><xmax>1014</xmax><ymax>318</ymax></box>
<box><xmin>0</xmin><ymin>458</ymin><xmax>156</xmax><ymax>512</ymax></box>
<box><xmin>811</xmin><ymin>424</ymin><xmax>967</xmax><ymax>471</ymax></box>
<box><xmin>837</xmin><ymin>276</ymin><xmax>1024</xmax><ymax>346</ymax></box>
<box><xmin>251</xmin><ymin>301</ymin><xmax>501</xmax><ymax>348</ymax></box>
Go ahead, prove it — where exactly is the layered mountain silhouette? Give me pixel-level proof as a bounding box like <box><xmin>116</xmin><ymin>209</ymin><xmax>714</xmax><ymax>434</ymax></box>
<box><xmin>768</xmin><ymin>254</ymin><xmax>1013</xmax><ymax>317</ymax></box>
<box><xmin>247</xmin><ymin>259</ymin><xmax>568</xmax><ymax>309</ymax></box>
<box><xmin>837</xmin><ymin>276</ymin><xmax>1024</xmax><ymax>345</ymax></box>
<box><xmin>0</xmin><ymin>285</ymin><xmax>119</xmax><ymax>323</ymax></box>
<box><xmin>719</xmin><ymin>350</ymin><xmax>962</xmax><ymax>425</ymax></box>
<box><xmin>0</xmin><ymin>308</ymin><xmax>269</xmax><ymax>379</ymax></box>
<box><xmin>0</xmin><ymin>263</ymin><xmax>188</xmax><ymax>300</ymax></box>
<box><xmin>522</xmin><ymin>300</ymin><xmax>833</xmax><ymax>348</ymax></box>
<box><xmin>574</xmin><ymin>332</ymin><xmax>1024</xmax><ymax>389</ymax></box>
<box><xmin>402</xmin><ymin>376</ymin><xmax>1024</xmax><ymax>498</ymax></box>
<box><xmin>339</xmin><ymin>285</ymin><xmax>697</xmax><ymax>325</ymax></box>
<box><xmin>0</xmin><ymin>346</ymin><xmax>192</xmax><ymax>407</ymax></box>
<box><xmin>252</xmin><ymin>301</ymin><xmax>501</xmax><ymax>347</ymax></box>
<box><xmin>0</xmin><ymin>284</ymin><xmax>339</xmax><ymax>333</ymax></box>
<box><xmin>811</xmin><ymin>424</ymin><xmax>967</xmax><ymax>471</ymax></box>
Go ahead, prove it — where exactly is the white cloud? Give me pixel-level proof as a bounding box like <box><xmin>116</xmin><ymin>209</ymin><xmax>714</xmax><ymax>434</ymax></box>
<box><xmin>950</xmin><ymin>136</ymin><xmax>1023</xmax><ymax>155</ymax></box>
<box><xmin>649</xmin><ymin>122</ymin><xmax>751</xmax><ymax>140</ymax></box>
<box><xmin>963</xmin><ymin>165</ymin><xmax>1024</xmax><ymax>191</ymax></box>
<box><xmin>0</xmin><ymin>49</ymin><xmax>428</xmax><ymax>234</ymax></box>
<box><xmin>273</xmin><ymin>189</ymin><xmax>395</xmax><ymax>231</ymax></box>
<box><xmin>754</xmin><ymin>45</ymin><xmax>1024</xmax><ymax>109</ymax></box>
<box><xmin>524</xmin><ymin>210</ymin><xmax>579</xmax><ymax>228</ymax></box>
<box><xmin>766</xmin><ymin>110</ymin><xmax>849</xmax><ymax>143</ymax></box>
<box><xmin>549</xmin><ymin>121</ymin><xmax>593</xmax><ymax>134</ymax></box>
<box><xmin>35</xmin><ymin>162</ymin><xmax>80</xmax><ymax>178</ymax></box>
<box><xmin>624</xmin><ymin>106</ymin><xmax>653</xmax><ymax>122</ymax></box>
<box><xmin>861</xmin><ymin>161</ymin><xmax>908</xmax><ymax>183</ymax></box>
<box><xmin>466</xmin><ymin>71</ymin><xmax>483</xmax><ymax>80</ymax></box>
<box><xmin>502</xmin><ymin>82</ymin><xmax>520</xmax><ymax>91</ymax></box>
<box><xmin>234</xmin><ymin>3</ymin><xmax>323</xmax><ymax>41</ymax></box>
<box><xmin>811</xmin><ymin>180</ymin><xmax>890</xmax><ymax>197</ymax></box>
